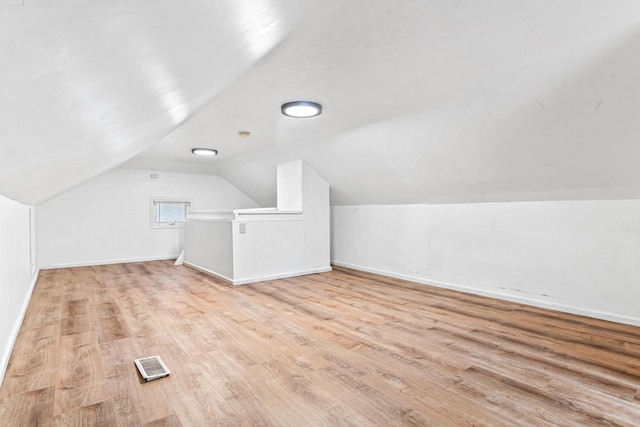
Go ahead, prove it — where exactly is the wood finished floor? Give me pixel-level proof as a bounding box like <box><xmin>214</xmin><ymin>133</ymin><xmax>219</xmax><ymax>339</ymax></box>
<box><xmin>2</xmin><ymin>261</ymin><xmax>640</xmax><ymax>426</ymax></box>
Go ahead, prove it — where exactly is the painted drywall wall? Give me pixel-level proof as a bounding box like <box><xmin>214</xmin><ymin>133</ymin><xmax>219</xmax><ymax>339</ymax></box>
<box><xmin>332</xmin><ymin>200</ymin><xmax>640</xmax><ymax>326</ymax></box>
<box><xmin>184</xmin><ymin>220</ymin><xmax>234</xmax><ymax>280</ymax></box>
<box><xmin>300</xmin><ymin>161</ymin><xmax>331</xmax><ymax>272</ymax></box>
<box><xmin>38</xmin><ymin>168</ymin><xmax>259</xmax><ymax>268</ymax></box>
<box><xmin>0</xmin><ymin>195</ymin><xmax>38</xmax><ymax>385</ymax></box>
<box><xmin>232</xmin><ymin>160</ymin><xmax>331</xmax><ymax>283</ymax></box>
<box><xmin>184</xmin><ymin>160</ymin><xmax>331</xmax><ymax>284</ymax></box>
<box><xmin>232</xmin><ymin>219</ymin><xmax>307</xmax><ymax>283</ymax></box>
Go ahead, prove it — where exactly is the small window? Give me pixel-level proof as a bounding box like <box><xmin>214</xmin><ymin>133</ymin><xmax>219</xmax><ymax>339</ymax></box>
<box><xmin>151</xmin><ymin>198</ymin><xmax>192</xmax><ymax>228</ymax></box>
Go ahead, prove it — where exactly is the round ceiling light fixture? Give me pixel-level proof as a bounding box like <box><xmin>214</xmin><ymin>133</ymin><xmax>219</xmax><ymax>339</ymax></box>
<box><xmin>281</xmin><ymin>101</ymin><xmax>322</xmax><ymax>118</ymax></box>
<box><xmin>191</xmin><ymin>148</ymin><xmax>218</xmax><ymax>156</ymax></box>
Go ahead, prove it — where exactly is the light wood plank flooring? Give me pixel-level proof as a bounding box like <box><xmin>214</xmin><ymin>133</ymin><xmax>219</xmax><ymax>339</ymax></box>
<box><xmin>2</xmin><ymin>261</ymin><xmax>640</xmax><ymax>426</ymax></box>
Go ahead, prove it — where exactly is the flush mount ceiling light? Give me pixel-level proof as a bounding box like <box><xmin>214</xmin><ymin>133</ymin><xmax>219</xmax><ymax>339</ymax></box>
<box><xmin>191</xmin><ymin>148</ymin><xmax>218</xmax><ymax>156</ymax></box>
<box><xmin>281</xmin><ymin>101</ymin><xmax>322</xmax><ymax>118</ymax></box>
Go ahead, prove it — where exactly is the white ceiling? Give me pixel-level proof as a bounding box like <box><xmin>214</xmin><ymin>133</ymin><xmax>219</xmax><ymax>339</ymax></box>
<box><xmin>2</xmin><ymin>1</ymin><xmax>640</xmax><ymax>206</ymax></box>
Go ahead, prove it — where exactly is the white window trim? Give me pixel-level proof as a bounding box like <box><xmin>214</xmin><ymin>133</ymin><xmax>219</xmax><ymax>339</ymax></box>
<box><xmin>150</xmin><ymin>197</ymin><xmax>193</xmax><ymax>229</ymax></box>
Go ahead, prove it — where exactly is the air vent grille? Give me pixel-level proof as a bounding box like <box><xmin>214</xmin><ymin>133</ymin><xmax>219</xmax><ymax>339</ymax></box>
<box><xmin>134</xmin><ymin>355</ymin><xmax>170</xmax><ymax>381</ymax></box>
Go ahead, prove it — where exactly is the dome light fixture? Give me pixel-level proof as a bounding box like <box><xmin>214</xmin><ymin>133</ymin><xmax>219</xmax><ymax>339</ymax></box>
<box><xmin>281</xmin><ymin>101</ymin><xmax>322</xmax><ymax>118</ymax></box>
<box><xmin>191</xmin><ymin>148</ymin><xmax>218</xmax><ymax>156</ymax></box>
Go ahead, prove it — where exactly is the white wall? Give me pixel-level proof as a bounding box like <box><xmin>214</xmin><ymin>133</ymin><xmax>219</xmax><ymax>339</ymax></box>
<box><xmin>332</xmin><ymin>200</ymin><xmax>640</xmax><ymax>326</ymax></box>
<box><xmin>300</xmin><ymin>161</ymin><xmax>331</xmax><ymax>272</ymax></box>
<box><xmin>185</xmin><ymin>220</ymin><xmax>234</xmax><ymax>280</ymax></box>
<box><xmin>184</xmin><ymin>160</ymin><xmax>331</xmax><ymax>285</ymax></box>
<box><xmin>233</xmin><ymin>160</ymin><xmax>331</xmax><ymax>283</ymax></box>
<box><xmin>233</xmin><ymin>219</ymin><xmax>307</xmax><ymax>283</ymax></box>
<box><xmin>0</xmin><ymin>194</ymin><xmax>38</xmax><ymax>385</ymax></box>
<box><xmin>38</xmin><ymin>168</ymin><xmax>259</xmax><ymax>268</ymax></box>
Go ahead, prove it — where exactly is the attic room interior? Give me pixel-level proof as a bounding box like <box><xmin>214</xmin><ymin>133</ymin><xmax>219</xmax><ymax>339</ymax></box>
<box><xmin>2</xmin><ymin>0</ymin><xmax>640</xmax><ymax>425</ymax></box>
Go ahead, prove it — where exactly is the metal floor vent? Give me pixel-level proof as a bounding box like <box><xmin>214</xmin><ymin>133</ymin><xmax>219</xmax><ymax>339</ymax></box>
<box><xmin>134</xmin><ymin>355</ymin><xmax>171</xmax><ymax>382</ymax></box>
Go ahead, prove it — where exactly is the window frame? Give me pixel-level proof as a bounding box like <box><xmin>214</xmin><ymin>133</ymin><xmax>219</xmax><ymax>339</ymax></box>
<box><xmin>150</xmin><ymin>197</ymin><xmax>193</xmax><ymax>229</ymax></box>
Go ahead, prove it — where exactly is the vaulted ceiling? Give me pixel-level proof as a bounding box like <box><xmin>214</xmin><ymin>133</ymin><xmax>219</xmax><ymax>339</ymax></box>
<box><xmin>2</xmin><ymin>1</ymin><xmax>640</xmax><ymax>206</ymax></box>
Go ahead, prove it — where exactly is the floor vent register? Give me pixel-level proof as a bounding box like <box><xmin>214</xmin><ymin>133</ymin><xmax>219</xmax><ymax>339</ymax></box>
<box><xmin>134</xmin><ymin>355</ymin><xmax>171</xmax><ymax>381</ymax></box>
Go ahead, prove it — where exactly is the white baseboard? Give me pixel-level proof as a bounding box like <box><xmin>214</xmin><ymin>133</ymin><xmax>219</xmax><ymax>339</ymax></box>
<box><xmin>183</xmin><ymin>262</ymin><xmax>235</xmax><ymax>284</ymax></box>
<box><xmin>331</xmin><ymin>261</ymin><xmax>640</xmax><ymax>328</ymax></box>
<box><xmin>184</xmin><ymin>262</ymin><xmax>332</xmax><ymax>286</ymax></box>
<box><xmin>40</xmin><ymin>256</ymin><xmax>178</xmax><ymax>270</ymax></box>
<box><xmin>231</xmin><ymin>267</ymin><xmax>332</xmax><ymax>285</ymax></box>
<box><xmin>0</xmin><ymin>268</ymin><xmax>40</xmax><ymax>387</ymax></box>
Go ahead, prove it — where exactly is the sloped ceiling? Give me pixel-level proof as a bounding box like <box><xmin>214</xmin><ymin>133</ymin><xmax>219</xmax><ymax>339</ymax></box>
<box><xmin>2</xmin><ymin>1</ymin><xmax>640</xmax><ymax>206</ymax></box>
